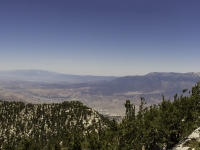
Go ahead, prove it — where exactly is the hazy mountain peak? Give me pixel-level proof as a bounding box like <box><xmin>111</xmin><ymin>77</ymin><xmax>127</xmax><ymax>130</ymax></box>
<box><xmin>146</xmin><ymin>72</ymin><xmax>181</xmax><ymax>76</ymax></box>
<box><xmin>192</xmin><ymin>72</ymin><xmax>200</xmax><ymax>76</ymax></box>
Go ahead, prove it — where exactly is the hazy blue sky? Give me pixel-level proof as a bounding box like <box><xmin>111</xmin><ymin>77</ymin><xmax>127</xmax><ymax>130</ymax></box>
<box><xmin>1</xmin><ymin>0</ymin><xmax>200</xmax><ymax>76</ymax></box>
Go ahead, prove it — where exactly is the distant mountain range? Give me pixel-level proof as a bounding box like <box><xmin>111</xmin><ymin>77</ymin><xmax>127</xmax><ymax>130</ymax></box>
<box><xmin>0</xmin><ymin>70</ymin><xmax>117</xmax><ymax>83</ymax></box>
<box><xmin>0</xmin><ymin>70</ymin><xmax>199</xmax><ymax>84</ymax></box>
<box><xmin>77</xmin><ymin>72</ymin><xmax>200</xmax><ymax>96</ymax></box>
<box><xmin>1</xmin><ymin>70</ymin><xmax>200</xmax><ymax>97</ymax></box>
<box><xmin>108</xmin><ymin>72</ymin><xmax>200</xmax><ymax>93</ymax></box>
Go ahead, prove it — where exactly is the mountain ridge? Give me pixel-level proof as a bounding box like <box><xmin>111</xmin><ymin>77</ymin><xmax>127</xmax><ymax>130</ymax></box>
<box><xmin>0</xmin><ymin>69</ymin><xmax>199</xmax><ymax>83</ymax></box>
<box><xmin>0</xmin><ymin>69</ymin><xmax>117</xmax><ymax>83</ymax></box>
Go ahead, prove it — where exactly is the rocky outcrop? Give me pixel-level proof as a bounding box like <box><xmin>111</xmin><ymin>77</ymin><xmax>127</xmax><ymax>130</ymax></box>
<box><xmin>172</xmin><ymin>127</ymin><xmax>200</xmax><ymax>150</ymax></box>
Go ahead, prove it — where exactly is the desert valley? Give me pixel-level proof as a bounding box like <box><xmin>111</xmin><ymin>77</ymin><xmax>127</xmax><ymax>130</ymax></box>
<box><xmin>0</xmin><ymin>70</ymin><xmax>199</xmax><ymax>116</ymax></box>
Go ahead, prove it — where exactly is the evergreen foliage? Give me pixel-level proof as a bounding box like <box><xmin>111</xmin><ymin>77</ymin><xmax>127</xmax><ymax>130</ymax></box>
<box><xmin>0</xmin><ymin>101</ymin><xmax>113</xmax><ymax>149</ymax></box>
<box><xmin>119</xmin><ymin>80</ymin><xmax>200</xmax><ymax>149</ymax></box>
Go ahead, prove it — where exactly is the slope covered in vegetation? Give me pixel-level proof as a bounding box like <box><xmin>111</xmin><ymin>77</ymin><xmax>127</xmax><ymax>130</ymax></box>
<box><xmin>119</xmin><ymin>81</ymin><xmax>200</xmax><ymax>149</ymax></box>
<box><xmin>0</xmin><ymin>81</ymin><xmax>200</xmax><ymax>150</ymax></box>
<box><xmin>0</xmin><ymin>101</ymin><xmax>114</xmax><ymax>150</ymax></box>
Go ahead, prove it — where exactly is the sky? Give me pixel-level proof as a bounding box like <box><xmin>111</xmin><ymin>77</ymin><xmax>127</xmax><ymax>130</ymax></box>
<box><xmin>0</xmin><ymin>0</ymin><xmax>200</xmax><ymax>76</ymax></box>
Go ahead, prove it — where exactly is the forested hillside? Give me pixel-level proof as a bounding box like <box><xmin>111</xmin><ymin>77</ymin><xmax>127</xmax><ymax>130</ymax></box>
<box><xmin>0</xmin><ymin>101</ymin><xmax>114</xmax><ymax>150</ymax></box>
<box><xmin>119</xmin><ymin>81</ymin><xmax>200</xmax><ymax>149</ymax></box>
<box><xmin>1</xmin><ymin>81</ymin><xmax>200</xmax><ymax>150</ymax></box>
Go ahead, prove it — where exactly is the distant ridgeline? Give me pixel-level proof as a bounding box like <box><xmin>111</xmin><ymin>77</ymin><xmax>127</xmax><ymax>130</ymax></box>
<box><xmin>1</xmin><ymin>81</ymin><xmax>200</xmax><ymax>150</ymax></box>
